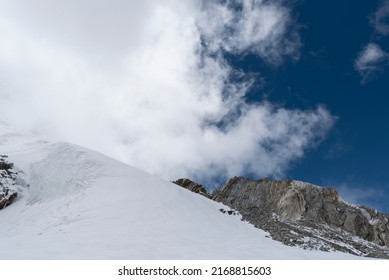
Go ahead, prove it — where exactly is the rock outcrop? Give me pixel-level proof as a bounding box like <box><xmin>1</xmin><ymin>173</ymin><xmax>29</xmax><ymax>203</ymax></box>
<box><xmin>172</xmin><ymin>178</ymin><xmax>210</xmax><ymax>198</ymax></box>
<box><xmin>0</xmin><ymin>155</ymin><xmax>19</xmax><ymax>209</ymax></box>
<box><xmin>174</xmin><ymin>177</ymin><xmax>389</xmax><ymax>258</ymax></box>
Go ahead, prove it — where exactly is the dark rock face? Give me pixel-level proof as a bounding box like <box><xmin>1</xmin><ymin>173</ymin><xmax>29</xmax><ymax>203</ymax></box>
<box><xmin>172</xmin><ymin>178</ymin><xmax>210</xmax><ymax>198</ymax></box>
<box><xmin>0</xmin><ymin>155</ymin><xmax>19</xmax><ymax>209</ymax></box>
<box><xmin>174</xmin><ymin>177</ymin><xmax>389</xmax><ymax>258</ymax></box>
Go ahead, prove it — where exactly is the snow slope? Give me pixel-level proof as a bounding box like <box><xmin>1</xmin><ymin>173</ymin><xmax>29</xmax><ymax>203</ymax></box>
<box><xmin>0</xmin><ymin>127</ymin><xmax>364</xmax><ymax>259</ymax></box>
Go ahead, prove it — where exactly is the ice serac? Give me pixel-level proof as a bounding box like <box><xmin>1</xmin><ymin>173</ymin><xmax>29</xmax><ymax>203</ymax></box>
<box><xmin>175</xmin><ymin>177</ymin><xmax>389</xmax><ymax>258</ymax></box>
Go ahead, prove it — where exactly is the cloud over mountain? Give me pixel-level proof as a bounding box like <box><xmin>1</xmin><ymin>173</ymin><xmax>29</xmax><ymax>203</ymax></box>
<box><xmin>0</xmin><ymin>0</ymin><xmax>334</xmax><ymax>183</ymax></box>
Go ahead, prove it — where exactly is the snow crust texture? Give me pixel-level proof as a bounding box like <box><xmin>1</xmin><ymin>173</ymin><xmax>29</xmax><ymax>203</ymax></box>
<box><xmin>28</xmin><ymin>143</ymin><xmax>102</xmax><ymax>203</ymax></box>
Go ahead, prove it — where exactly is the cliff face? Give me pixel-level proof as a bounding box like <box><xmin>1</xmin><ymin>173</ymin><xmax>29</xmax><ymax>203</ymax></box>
<box><xmin>174</xmin><ymin>177</ymin><xmax>389</xmax><ymax>258</ymax></box>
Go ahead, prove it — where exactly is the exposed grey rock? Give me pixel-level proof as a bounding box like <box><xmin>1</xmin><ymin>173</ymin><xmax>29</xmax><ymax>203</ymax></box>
<box><xmin>0</xmin><ymin>155</ymin><xmax>19</xmax><ymax>209</ymax></box>
<box><xmin>174</xmin><ymin>176</ymin><xmax>389</xmax><ymax>258</ymax></box>
<box><xmin>172</xmin><ymin>178</ymin><xmax>210</xmax><ymax>198</ymax></box>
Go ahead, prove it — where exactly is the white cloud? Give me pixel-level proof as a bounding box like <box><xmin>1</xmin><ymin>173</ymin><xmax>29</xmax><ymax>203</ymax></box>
<box><xmin>371</xmin><ymin>0</ymin><xmax>389</xmax><ymax>36</ymax></box>
<box><xmin>355</xmin><ymin>1</ymin><xmax>389</xmax><ymax>83</ymax></box>
<box><xmin>0</xmin><ymin>0</ymin><xmax>334</xmax><ymax>184</ymax></box>
<box><xmin>197</xmin><ymin>0</ymin><xmax>301</xmax><ymax>64</ymax></box>
<box><xmin>354</xmin><ymin>43</ymin><xmax>388</xmax><ymax>83</ymax></box>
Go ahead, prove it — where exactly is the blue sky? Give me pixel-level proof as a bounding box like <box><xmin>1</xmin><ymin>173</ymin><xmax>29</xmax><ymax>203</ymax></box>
<box><xmin>251</xmin><ymin>0</ymin><xmax>389</xmax><ymax>211</ymax></box>
<box><xmin>219</xmin><ymin>0</ymin><xmax>389</xmax><ymax>212</ymax></box>
<box><xmin>0</xmin><ymin>0</ymin><xmax>388</xmax><ymax>212</ymax></box>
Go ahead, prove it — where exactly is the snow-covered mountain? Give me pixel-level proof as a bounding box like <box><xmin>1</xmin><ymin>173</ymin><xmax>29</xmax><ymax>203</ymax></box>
<box><xmin>0</xmin><ymin>127</ymin><xmax>368</xmax><ymax>259</ymax></box>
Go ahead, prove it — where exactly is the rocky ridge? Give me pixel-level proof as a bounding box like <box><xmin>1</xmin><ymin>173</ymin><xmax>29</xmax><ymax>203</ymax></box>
<box><xmin>0</xmin><ymin>155</ymin><xmax>23</xmax><ymax>209</ymax></box>
<box><xmin>173</xmin><ymin>178</ymin><xmax>210</xmax><ymax>198</ymax></box>
<box><xmin>173</xmin><ymin>177</ymin><xmax>389</xmax><ymax>259</ymax></box>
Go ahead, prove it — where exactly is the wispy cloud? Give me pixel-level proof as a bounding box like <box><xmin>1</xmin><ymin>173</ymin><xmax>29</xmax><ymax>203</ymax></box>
<box><xmin>370</xmin><ymin>0</ymin><xmax>389</xmax><ymax>36</ymax></box>
<box><xmin>354</xmin><ymin>43</ymin><xmax>388</xmax><ymax>83</ymax></box>
<box><xmin>355</xmin><ymin>1</ymin><xmax>389</xmax><ymax>83</ymax></box>
<box><xmin>198</xmin><ymin>0</ymin><xmax>301</xmax><ymax>64</ymax></box>
<box><xmin>337</xmin><ymin>183</ymin><xmax>389</xmax><ymax>213</ymax></box>
<box><xmin>0</xmin><ymin>0</ymin><xmax>334</xmax><ymax>184</ymax></box>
